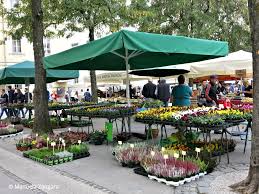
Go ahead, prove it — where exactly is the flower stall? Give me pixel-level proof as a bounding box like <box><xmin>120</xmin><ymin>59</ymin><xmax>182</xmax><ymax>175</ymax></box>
<box><xmin>18</xmin><ymin>131</ymin><xmax>90</xmax><ymax>165</ymax></box>
<box><xmin>112</xmin><ymin>142</ymin><xmax>217</xmax><ymax>187</ymax></box>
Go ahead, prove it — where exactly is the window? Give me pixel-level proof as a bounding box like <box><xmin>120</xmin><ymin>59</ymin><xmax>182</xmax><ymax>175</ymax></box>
<box><xmin>43</xmin><ymin>39</ymin><xmax>51</xmax><ymax>55</ymax></box>
<box><xmin>71</xmin><ymin>43</ymin><xmax>79</xmax><ymax>47</ymax></box>
<box><xmin>74</xmin><ymin>78</ymin><xmax>79</xmax><ymax>84</ymax></box>
<box><xmin>12</xmin><ymin>39</ymin><xmax>21</xmax><ymax>53</ymax></box>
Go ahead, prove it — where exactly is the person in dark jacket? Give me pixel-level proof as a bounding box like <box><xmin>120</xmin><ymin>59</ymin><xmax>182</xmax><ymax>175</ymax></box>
<box><xmin>0</xmin><ymin>89</ymin><xmax>9</xmax><ymax>119</ymax></box>
<box><xmin>205</xmin><ymin>75</ymin><xmax>219</xmax><ymax>106</ymax></box>
<box><xmin>24</xmin><ymin>88</ymin><xmax>33</xmax><ymax>116</ymax></box>
<box><xmin>142</xmin><ymin>79</ymin><xmax>156</xmax><ymax>99</ymax></box>
<box><xmin>7</xmin><ymin>86</ymin><xmax>15</xmax><ymax>103</ymax></box>
<box><xmin>84</xmin><ymin>89</ymin><xmax>92</xmax><ymax>102</ymax></box>
<box><xmin>157</xmin><ymin>79</ymin><xmax>170</xmax><ymax>107</ymax></box>
<box><xmin>7</xmin><ymin>86</ymin><xmax>15</xmax><ymax>116</ymax></box>
<box><xmin>24</xmin><ymin>88</ymin><xmax>32</xmax><ymax>103</ymax></box>
<box><xmin>15</xmin><ymin>89</ymin><xmax>25</xmax><ymax>118</ymax></box>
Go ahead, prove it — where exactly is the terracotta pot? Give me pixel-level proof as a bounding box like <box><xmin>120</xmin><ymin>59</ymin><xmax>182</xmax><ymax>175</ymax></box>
<box><xmin>147</xmin><ymin>129</ymin><xmax>159</xmax><ymax>139</ymax></box>
<box><xmin>151</xmin><ymin>129</ymin><xmax>159</xmax><ymax>138</ymax></box>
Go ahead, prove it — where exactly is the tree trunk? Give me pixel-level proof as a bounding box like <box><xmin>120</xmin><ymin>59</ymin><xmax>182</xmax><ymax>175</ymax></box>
<box><xmin>89</xmin><ymin>27</ymin><xmax>98</xmax><ymax>102</ymax></box>
<box><xmin>230</xmin><ymin>0</ymin><xmax>259</xmax><ymax>193</ymax></box>
<box><xmin>31</xmin><ymin>0</ymin><xmax>51</xmax><ymax>134</ymax></box>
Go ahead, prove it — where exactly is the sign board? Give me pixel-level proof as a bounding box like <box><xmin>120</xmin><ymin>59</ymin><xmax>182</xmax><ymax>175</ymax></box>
<box><xmin>235</xmin><ymin>69</ymin><xmax>246</xmax><ymax>78</ymax></box>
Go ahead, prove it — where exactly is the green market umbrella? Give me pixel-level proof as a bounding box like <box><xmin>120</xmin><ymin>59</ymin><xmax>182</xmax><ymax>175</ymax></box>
<box><xmin>0</xmin><ymin>60</ymin><xmax>79</xmax><ymax>84</ymax></box>
<box><xmin>44</xmin><ymin>30</ymin><xmax>228</xmax><ymax>98</ymax></box>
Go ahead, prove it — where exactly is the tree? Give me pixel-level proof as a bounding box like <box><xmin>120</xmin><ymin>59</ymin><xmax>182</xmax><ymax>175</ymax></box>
<box><xmin>61</xmin><ymin>0</ymin><xmax>127</xmax><ymax>102</ymax></box>
<box><xmin>31</xmin><ymin>0</ymin><xmax>51</xmax><ymax>134</ymax></box>
<box><xmin>230</xmin><ymin>0</ymin><xmax>259</xmax><ymax>193</ymax></box>
<box><xmin>135</xmin><ymin>0</ymin><xmax>251</xmax><ymax>52</ymax></box>
<box><xmin>3</xmin><ymin>0</ymin><xmax>65</xmax><ymax>41</ymax></box>
<box><xmin>4</xmin><ymin>0</ymin><xmax>128</xmax><ymax>103</ymax></box>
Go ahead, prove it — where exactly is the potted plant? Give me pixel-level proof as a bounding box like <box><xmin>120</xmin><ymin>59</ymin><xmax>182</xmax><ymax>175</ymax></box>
<box><xmin>60</xmin><ymin>119</ymin><xmax>69</xmax><ymax>128</ymax></box>
<box><xmin>68</xmin><ymin>143</ymin><xmax>89</xmax><ymax>159</ymax></box>
<box><xmin>16</xmin><ymin>142</ymin><xmax>32</xmax><ymax>151</ymax></box>
<box><xmin>146</xmin><ymin>128</ymin><xmax>159</xmax><ymax>139</ymax></box>
<box><xmin>89</xmin><ymin>131</ymin><xmax>106</xmax><ymax>145</ymax></box>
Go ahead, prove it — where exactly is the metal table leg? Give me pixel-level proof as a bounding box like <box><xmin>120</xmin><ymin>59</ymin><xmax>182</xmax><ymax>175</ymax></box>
<box><xmin>244</xmin><ymin>121</ymin><xmax>251</xmax><ymax>153</ymax></box>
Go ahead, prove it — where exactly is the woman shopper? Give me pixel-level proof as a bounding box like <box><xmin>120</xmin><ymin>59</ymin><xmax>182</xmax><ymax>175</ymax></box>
<box><xmin>171</xmin><ymin>75</ymin><xmax>193</xmax><ymax>107</ymax></box>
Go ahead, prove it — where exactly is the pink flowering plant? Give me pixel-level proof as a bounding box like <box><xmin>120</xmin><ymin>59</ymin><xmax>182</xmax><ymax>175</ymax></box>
<box><xmin>113</xmin><ymin>143</ymin><xmax>159</xmax><ymax>168</ymax></box>
<box><xmin>141</xmin><ymin>151</ymin><xmax>199</xmax><ymax>181</ymax></box>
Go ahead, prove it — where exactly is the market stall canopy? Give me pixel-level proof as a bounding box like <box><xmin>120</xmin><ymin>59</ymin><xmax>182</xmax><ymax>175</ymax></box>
<box><xmin>193</xmin><ymin>75</ymin><xmax>240</xmax><ymax>83</ymax></box>
<box><xmin>44</xmin><ymin>30</ymin><xmax>228</xmax><ymax>99</ymax></box>
<box><xmin>129</xmin><ymin>64</ymin><xmax>190</xmax><ymax>77</ymax></box>
<box><xmin>187</xmin><ymin>50</ymin><xmax>252</xmax><ymax>77</ymax></box>
<box><xmin>0</xmin><ymin>61</ymin><xmax>79</xmax><ymax>84</ymax></box>
<box><xmin>44</xmin><ymin>30</ymin><xmax>228</xmax><ymax>71</ymax></box>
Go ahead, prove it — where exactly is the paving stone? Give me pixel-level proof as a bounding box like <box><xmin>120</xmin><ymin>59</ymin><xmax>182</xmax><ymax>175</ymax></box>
<box><xmin>0</xmin><ymin>118</ymin><xmax>252</xmax><ymax>194</ymax></box>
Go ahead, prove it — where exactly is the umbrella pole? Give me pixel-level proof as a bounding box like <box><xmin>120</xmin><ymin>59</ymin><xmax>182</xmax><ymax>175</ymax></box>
<box><xmin>125</xmin><ymin>49</ymin><xmax>130</xmax><ymax>105</ymax></box>
<box><xmin>125</xmin><ymin>48</ymin><xmax>131</xmax><ymax>134</ymax></box>
<box><xmin>25</xmin><ymin>78</ymin><xmax>30</xmax><ymax>103</ymax></box>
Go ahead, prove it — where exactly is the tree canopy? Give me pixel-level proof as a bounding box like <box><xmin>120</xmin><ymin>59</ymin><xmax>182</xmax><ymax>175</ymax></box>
<box><xmin>2</xmin><ymin>0</ymin><xmax>128</xmax><ymax>41</ymax></box>
<box><xmin>133</xmin><ymin>0</ymin><xmax>251</xmax><ymax>52</ymax></box>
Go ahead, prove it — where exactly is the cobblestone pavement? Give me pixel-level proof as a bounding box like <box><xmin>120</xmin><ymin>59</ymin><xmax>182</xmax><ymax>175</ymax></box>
<box><xmin>0</xmin><ymin>118</ymin><xmax>251</xmax><ymax>194</ymax></box>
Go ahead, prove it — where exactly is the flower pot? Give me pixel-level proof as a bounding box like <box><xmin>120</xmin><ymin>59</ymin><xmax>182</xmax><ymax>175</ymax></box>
<box><xmin>54</xmin><ymin>160</ymin><xmax>59</xmax><ymax>165</ymax></box>
<box><xmin>185</xmin><ymin>177</ymin><xmax>192</xmax><ymax>183</ymax></box>
<box><xmin>195</xmin><ymin>175</ymin><xmax>199</xmax><ymax>179</ymax></box>
<box><xmin>151</xmin><ymin>128</ymin><xmax>159</xmax><ymax>138</ymax></box>
<box><xmin>147</xmin><ymin>128</ymin><xmax>159</xmax><ymax>139</ymax></box>
<box><xmin>59</xmin><ymin>159</ymin><xmax>64</xmax><ymax>164</ymax></box>
<box><xmin>48</xmin><ymin>160</ymin><xmax>53</xmax><ymax>166</ymax></box>
<box><xmin>179</xmin><ymin>180</ymin><xmax>185</xmax><ymax>185</ymax></box>
<box><xmin>166</xmin><ymin>180</ymin><xmax>180</xmax><ymax>187</ymax></box>
<box><xmin>148</xmin><ymin>175</ymin><xmax>156</xmax><ymax>180</ymax></box>
<box><xmin>133</xmin><ymin>167</ymin><xmax>148</xmax><ymax>177</ymax></box>
<box><xmin>191</xmin><ymin>176</ymin><xmax>196</xmax><ymax>181</ymax></box>
<box><xmin>199</xmin><ymin>172</ymin><xmax>205</xmax><ymax>177</ymax></box>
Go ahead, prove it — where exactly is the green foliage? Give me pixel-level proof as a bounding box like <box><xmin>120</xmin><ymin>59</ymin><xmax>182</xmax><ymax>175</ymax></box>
<box><xmin>3</xmin><ymin>0</ymin><xmax>66</xmax><ymax>41</ymax></box>
<box><xmin>68</xmin><ymin>143</ymin><xmax>89</xmax><ymax>154</ymax></box>
<box><xmin>3</xmin><ymin>0</ymin><xmax>128</xmax><ymax>41</ymax></box>
<box><xmin>89</xmin><ymin>130</ymin><xmax>106</xmax><ymax>145</ymax></box>
<box><xmin>25</xmin><ymin>148</ymin><xmax>53</xmax><ymax>159</ymax></box>
<box><xmin>134</xmin><ymin>0</ymin><xmax>251</xmax><ymax>51</ymax></box>
<box><xmin>190</xmin><ymin>115</ymin><xmax>225</xmax><ymax>126</ymax></box>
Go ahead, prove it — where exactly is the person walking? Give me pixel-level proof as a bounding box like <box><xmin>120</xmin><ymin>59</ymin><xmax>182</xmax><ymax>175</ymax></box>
<box><xmin>84</xmin><ymin>89</ymin><xmax>92</xmax><ymax>102</ymax></box>
<box><xmin>205</xmin><ymin>75</ymin><xmax>219</xmax><ymax>106</ymax></box>
<box><xmin>24</xmin><ymin>88</ymin><xmax>32</xmax><ymax>103</ymax></box>
<box><xmin>171</xmin><ymin>75</ymin><xmax>193</xmax><ymax>107</ymax></box>
<box><xmin>15</xmin><ymin>89</ymin><xmax>25</xmax><ymax>118</ymax></box>
<box><xmin>157</xmin><ymin>79</ymin><xmax>170</xmax><ymax>107</ymax></box>
<box><xmin>0</xmin><ymin>89</ymin><xmax>9</xmax><ymax>119</ymax></box>
<box><xmin>24</xmin><ymin>88</ymin><xmax>33</xmax><ymax>117</ymax></box>
<box><xmin>142</xmin><ymin>79</ymin><xmax>156</xmax><ymax>99</ymax></box>
<box><xmin>7</xmin><ymin>86</ymin><xmax>15</xmax><ymax>104</ymax></box>
<box><xmin>7</xmin><ymin>86</ymin><xmax>15</xmax><ymax>116</ymax></box>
